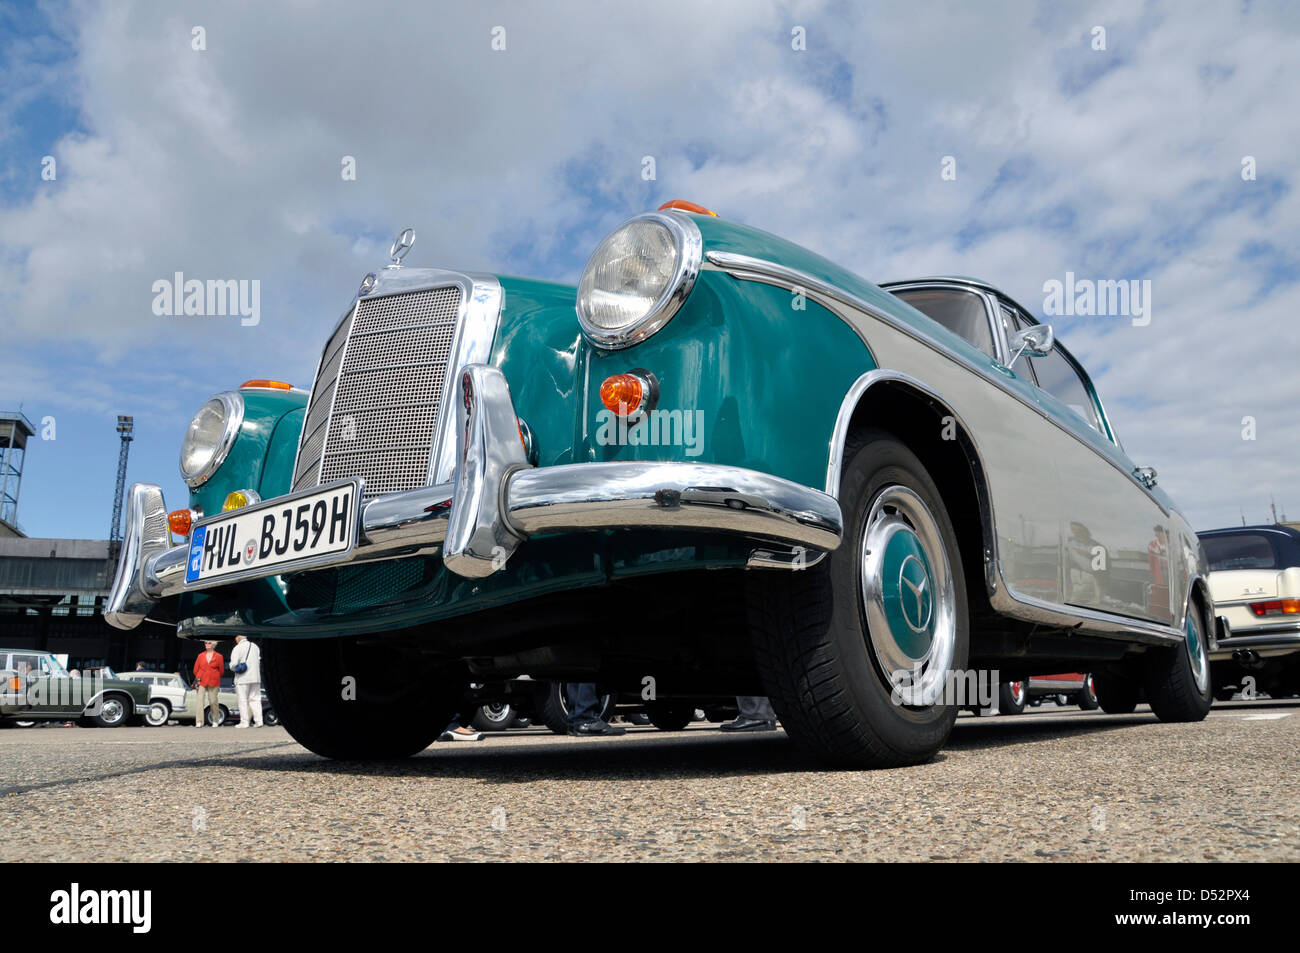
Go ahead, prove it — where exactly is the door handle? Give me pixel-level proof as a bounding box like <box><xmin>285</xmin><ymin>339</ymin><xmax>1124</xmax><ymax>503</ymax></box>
<box><xmin>1134</xmin><ymin>466</ymin><xmax>1158</xmax><ymax>489</ymax></box>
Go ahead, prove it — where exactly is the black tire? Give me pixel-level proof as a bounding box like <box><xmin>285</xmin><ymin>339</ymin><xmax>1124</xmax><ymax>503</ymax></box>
<box><xmin>646</xmin><ymin>702</ymin><xmax>694</xmax><ymax>731</ymax></box>
<box><xmin>262</xmin><ymin>637</ymin><xmax>459</xmax><ymax>760</ymax></box>
<box><xmin>1077</xmin><ymin>674</ymin><xmax>1100</xmax><ymax>710</ymax></box>
<box><xmin>540</xmin><ymin>683</ymin><xmax>614</xmax><ymax>735</ymax></box>
<box><xmin>1143</xmin><ymin>599</ymin><xmax>1214</xmax><ymax>722</ymax></box>
<box><xmin>263</xmin><ymin>707</ymin><xmax>280</xmax><ymax>726</ymax></box>
<box><xmin>1093</xmin><ymin>671</ymin><xmax>1140</xmax><ymax>714</ymax></box>
<box><xmin>748</xmin><ymin>429</ymin><xmax>968</xmax><ymax>768</ymax></box>
<box><xmin>204</xmin><ymin>705</ymin><xmax>231</xmax><ymax>727</ymax></box>
<box><xmin>471</xmin><ymin>703</ymin><xmax>519</xmax><ymax>732</ymax></box>
<box><xmin>1213</xmin><ymin>687</ymin><xmax>1237</xmax><ymax>702</ymax></box>
<box><xmin>999</xmin><ymin>681</ymin><xmax>1027</xmax><ymax>715</ymax></box>
<box><xmin>89</xmin><ymin>693</ymin><xmax>132</xmax><ymax>728</ymax></box>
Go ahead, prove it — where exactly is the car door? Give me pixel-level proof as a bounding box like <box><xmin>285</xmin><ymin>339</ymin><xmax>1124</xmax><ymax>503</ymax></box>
<box><xmin>997</xmin><ymin>303</ymin><xmax>1176</xmax><ymax>624</ymax></box>
<box><xmin>890</xmin><ymin>285</ymin><xmax>1064</xmax><ymax>604</ymax></box>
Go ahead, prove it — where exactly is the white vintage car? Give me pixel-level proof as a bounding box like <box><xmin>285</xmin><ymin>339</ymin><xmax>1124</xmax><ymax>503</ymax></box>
<box><xmin>115</xmin><ymin>671</ymin><xmax>244</xmax><ymax>726</ymax></box>
<box><xmin>1199</xmin><ymin>525</ymin><xmax>1300</xmax><ymax>699</ymax></box>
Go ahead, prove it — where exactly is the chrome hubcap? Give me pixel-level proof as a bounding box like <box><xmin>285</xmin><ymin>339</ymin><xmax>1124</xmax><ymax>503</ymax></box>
<box><xmin>859</xmin><ymin>485</ymin><xmax>956</xmax><ymax>707</ymax></box>
<box><xmin>101</xmin><ymin>698</ymin><xmax>124</xmax><ymax>723</ymax></box>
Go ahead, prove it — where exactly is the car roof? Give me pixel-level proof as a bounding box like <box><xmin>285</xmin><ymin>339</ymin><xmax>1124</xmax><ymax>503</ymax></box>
<box><xmin>1198</xmin><ymin>524</ymin><xmax>1300</xmax><ymax>541</ymax></box>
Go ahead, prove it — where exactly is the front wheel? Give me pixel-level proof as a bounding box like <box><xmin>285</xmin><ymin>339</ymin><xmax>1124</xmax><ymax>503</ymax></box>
<box><xmin>1143</xmin><ymin>600</ymin><xmax>1213</xmax><ymax>722</ymax></box>
<box><xmin>262</xmin><ymin>637</ymin><xmax>460</xmax><ymax>759</ymax></box>
<box><xmin>749</xmin><ymin>430</ymin><xmax>969</xmax><ymax>768</ymax></box>
<box><xmin>144</xmin><ymin>702</ymin><xmax>170</xmax><ymax>727</ymax></box>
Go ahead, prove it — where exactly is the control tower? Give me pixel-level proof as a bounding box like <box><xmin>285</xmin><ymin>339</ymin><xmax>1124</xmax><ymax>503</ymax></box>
<box><xmin>0</xmin><ymin>410</ymin><xmax>36</xmax><ymax>538</ymax></box>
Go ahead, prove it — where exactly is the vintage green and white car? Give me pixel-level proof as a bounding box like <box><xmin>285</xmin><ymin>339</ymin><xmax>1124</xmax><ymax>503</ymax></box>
<box><xmin>1</xmin><ymin>649</ymin><xmax>153</xmax><ymax>727</ymax></box>
<box><xmin>106</xmin><ymin>201</ymin><xmax>1222</xmax><ymax>767</ymax></box>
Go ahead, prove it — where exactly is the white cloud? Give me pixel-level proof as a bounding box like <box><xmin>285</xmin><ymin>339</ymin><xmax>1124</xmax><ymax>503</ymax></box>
<box><xmin>1</xmin><ymin>0</ymin><xmax>1298</xmax><ymax>529</ymax></box>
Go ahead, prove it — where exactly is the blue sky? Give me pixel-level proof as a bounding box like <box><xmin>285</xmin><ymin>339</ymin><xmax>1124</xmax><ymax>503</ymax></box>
<box><xmin>2</xmin><ymin>0</ymin><xmax>1298</xmax><ymax>538</ymax></box>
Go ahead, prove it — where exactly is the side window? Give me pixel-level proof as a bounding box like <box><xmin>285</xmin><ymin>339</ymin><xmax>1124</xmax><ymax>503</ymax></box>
<box><xmin>893</xmin><ymin>288</ymin><xmax>995</xmax><ymax>357</ymax></box>
<box><xmin>1026</xmin><ymin>347</ymin><xmax>1103</xmax><ymax>434</ymax></box>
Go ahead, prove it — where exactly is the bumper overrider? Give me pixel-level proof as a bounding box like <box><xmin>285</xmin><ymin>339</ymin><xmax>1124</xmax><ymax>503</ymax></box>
<box><xmin>105</xmin><ymin>365</ymin><xmax>844</xmax><ymax>630</ymax></box>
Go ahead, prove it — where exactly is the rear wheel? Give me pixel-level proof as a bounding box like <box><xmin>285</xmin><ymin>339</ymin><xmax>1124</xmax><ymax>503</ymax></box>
<box><xmin>262</xmin><ymin>637</ymin><xmax>460</xmax><ymax>759</ymax></box>
<box><xmin>646</xmin><ymin>702</ymin><xmax>694</xmax><ymax>732</ymax></box>
<box><xmin>204</xmin><ymin>705</ymin><xmax>230</xmax><ymax>727</ymax></box>
<box><xmin>1144</xmin><ymin>600</ymin><xmax>1213</xmax><ymax>722</ymax></box>
<box><xmin>1093</xmin><ymin>671</ymin><xmax>1140</xmax><ymax>714</ymax></box>
<box><xmin>90</xmin><ymin>694</ymin><xmax>131</xmax><ymax>728</ymax></box>
<box><xmin>540</xmin><ymin>683</ymin><xmax>614</xmax><ymax>735</ymax></box>
<box><xmin>471</xmin><ymin>703</ymin><xmax>519</xmax><ymax>732</ymax></box>
<box><xmin>749</xmin><ymin>430</ymin><xmax>968</xmax><ymax>768</ymax></box>
<box><xmin>999</xmin><ymin>681</ymin><xmax>1027</xmax><ymax>715</ymax></box>
<box><xmin>1077</xmin><ymin>674</ymin><xmax>1100</xmax><ymax>710</ymax></box>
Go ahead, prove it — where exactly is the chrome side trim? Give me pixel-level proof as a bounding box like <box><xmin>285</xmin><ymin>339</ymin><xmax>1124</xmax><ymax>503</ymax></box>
<box><xmin>707</xmin><ymin>251</ymin><xmax>1165</xmax><ymax>509</ymax></box>
<box><xmin>443</xmin><ymin>364</ymin><xmax>529</xmax><ymax>578</ymax></box>
<box><xmin>577</xmin><ymin>211</ymin><xmax>703</xmax><ymax>349</ymax></box>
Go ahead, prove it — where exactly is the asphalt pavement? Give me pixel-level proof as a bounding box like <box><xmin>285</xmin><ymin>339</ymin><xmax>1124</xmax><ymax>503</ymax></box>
<box><xmin>3</xmin><ymin>699</ymin><xmax>1296</xmax><ymax>862</ymax></box>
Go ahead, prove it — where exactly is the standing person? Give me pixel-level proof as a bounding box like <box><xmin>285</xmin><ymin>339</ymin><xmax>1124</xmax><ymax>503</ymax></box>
<box><xmin>191</xmin><ymin>641</ymin><xmax>224</xmax><ymax>728</ymax></box>
<box><xmin>228</xmin><ymin>635</ymin><xmax>263</xmax><ymax>728</ymax></box>
<box><xmin>565</xmin><ymin>683</ymin><xmax>625</xmax><ymax>736</ymax></box>
<box><xmin>720</xmin><ymin>696</ymin><xmax>778</xmax><ymax>732</ymax></box>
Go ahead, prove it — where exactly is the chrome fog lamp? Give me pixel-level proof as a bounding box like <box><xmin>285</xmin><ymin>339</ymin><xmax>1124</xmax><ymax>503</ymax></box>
<box><xmin>576</xmin><ymin>212</ymin><xmax>702</xmax><ymax>348</ymax></box>
<box><xmin>179</xmin><ymin>392</ymin><xmax>243</xmax><ymax>487</ymax></box>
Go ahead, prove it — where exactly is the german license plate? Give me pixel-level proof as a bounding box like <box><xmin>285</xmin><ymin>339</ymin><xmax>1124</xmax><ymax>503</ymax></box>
<box><xmin>184</xmin><ymin>480</ymin><xmax>359</xmax><ymax>587</ymax></box>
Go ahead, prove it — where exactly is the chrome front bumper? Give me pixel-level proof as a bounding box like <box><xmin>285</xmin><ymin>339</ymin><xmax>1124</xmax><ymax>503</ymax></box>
<box><xmin>105</xmin><ymin>364</ymin><xmax>844</xmax><ymax>630</ymax></box>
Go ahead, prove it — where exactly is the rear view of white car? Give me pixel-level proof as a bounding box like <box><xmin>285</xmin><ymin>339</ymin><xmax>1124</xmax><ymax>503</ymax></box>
<box><xmin>1199</xmin><ymin>525</ymin><xmax>1300</xmax><ymax>700</ymax></box>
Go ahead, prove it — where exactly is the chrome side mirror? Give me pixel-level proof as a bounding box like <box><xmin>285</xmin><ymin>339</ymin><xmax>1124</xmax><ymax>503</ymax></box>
<box><xmin>1008</xmin><ymin>324</ymin><xmax>1054</xmax><ymax>368</ymax></box>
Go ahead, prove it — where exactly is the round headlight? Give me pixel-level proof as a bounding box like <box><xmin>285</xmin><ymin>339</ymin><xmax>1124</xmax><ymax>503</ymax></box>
<box><xmin>179</xmin><ymin>392</ymin><xmax>243</xmax><ymax>487</ymax></box>
<box><xmin>576</xmin><ymin>212</ymin><xmax>702</xmax><ymax>348</ymax></box>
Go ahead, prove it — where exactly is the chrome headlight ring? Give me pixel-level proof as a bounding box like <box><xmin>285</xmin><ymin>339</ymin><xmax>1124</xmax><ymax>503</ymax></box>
<box><xmin>576</xmin><ymin>211</ymin><xmax>703</xmax><ymax>349</ymax></box>
<box><xmin>179</xmin><ymin>391</ymin><xmax>244</xmax><ymax>488</ymax></box>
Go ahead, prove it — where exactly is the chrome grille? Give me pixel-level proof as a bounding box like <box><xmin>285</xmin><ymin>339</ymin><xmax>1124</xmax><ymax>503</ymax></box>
<box><xmin>292</xmin><ymin>285</ymin><xmax>463</xmax><ymax>499</ymax></box>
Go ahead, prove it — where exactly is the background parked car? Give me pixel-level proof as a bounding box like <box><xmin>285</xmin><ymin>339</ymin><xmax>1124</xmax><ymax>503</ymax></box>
<box><xmin>1199</xmin><ymin>524</ymin><xmax>1300</xmax><ymax>700</ymax></box>
<box><xmin>1</xmin><ymin>649</ymin><xmax>153</xmax><ymax>727</ymax></box>
<box><xmin>997</xmin><ymin>673</ymin><xmax>1100</xmax><ymax>714</ymax></box>
<box><xmin>117</xmin><ymin>671</ymin><xmax>242</xmax><ymax>725</ymax></box>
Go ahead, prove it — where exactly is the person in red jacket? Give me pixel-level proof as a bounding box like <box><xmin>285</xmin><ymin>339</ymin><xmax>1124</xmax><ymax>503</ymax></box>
<box><xmin>192</xmin><ymin>640</ymin><xmax>224</xmax><ymax>728</ymax></box>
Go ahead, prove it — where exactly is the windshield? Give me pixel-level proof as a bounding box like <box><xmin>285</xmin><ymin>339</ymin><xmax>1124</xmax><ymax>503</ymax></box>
<box><xmin>1201</xmin><ymin>533</ymin><xmax>1279</xmax><ymax>572</ymax></box>
<box><xmin>39</xmin><ymin>653</ymin><xmax>70</xmax><ymax>677</ymax></box>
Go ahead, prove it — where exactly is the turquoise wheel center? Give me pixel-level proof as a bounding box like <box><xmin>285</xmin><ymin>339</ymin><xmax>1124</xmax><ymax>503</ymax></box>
<box><xmin>1187</xmin><ymin>615</ymin><xmax>1202</xmax><ymax>661</ymax></box>
<box><xmin>880</xmin><ymin>530</ymin><xmax>934</xmax><ymax>660</ymax></box>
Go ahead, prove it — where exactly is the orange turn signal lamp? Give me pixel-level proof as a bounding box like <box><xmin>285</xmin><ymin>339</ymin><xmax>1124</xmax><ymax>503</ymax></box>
<box><xmin>168</xmin><ymin>508</ymin><xmax>197</xmax><ymax>537</ymax></box>
<box><xmin>7</xmin><ymin>676</ymin><xmax>21</xmax><ymax>691</ymax></box>
<box><xmin>600</xmin><ymin>372</ymin><xmax>655</xmax><ymax>417</ymax></box>
<box><xmin>240</xmin><ymin>379</ymin><xmax>294</xmax><ymax>390</ymax></box>
<box><xmin>657</xmin><ymin>199</ymin><xmax>717</xmax><ymax>216</ymax></box>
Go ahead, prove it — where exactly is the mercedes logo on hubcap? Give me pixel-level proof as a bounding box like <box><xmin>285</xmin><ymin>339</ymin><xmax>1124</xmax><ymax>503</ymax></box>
<box><xmin>898</xmin><ymin>554</ymin><xmax>932</xmax><ymax>633</ymax></box>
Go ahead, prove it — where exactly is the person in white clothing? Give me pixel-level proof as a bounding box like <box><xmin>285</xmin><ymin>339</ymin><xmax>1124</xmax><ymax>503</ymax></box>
<box><xmin>229</xmin><ymin>634</ymin><xmax>264</xmax><ymax>728</ymax></box>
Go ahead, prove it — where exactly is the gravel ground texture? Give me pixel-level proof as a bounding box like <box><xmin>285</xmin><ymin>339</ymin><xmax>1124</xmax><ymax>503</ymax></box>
<box><xmin>2</xmin><ymin>699</ymin><xmax>1297</xmax><ymax>862</ymax></box>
